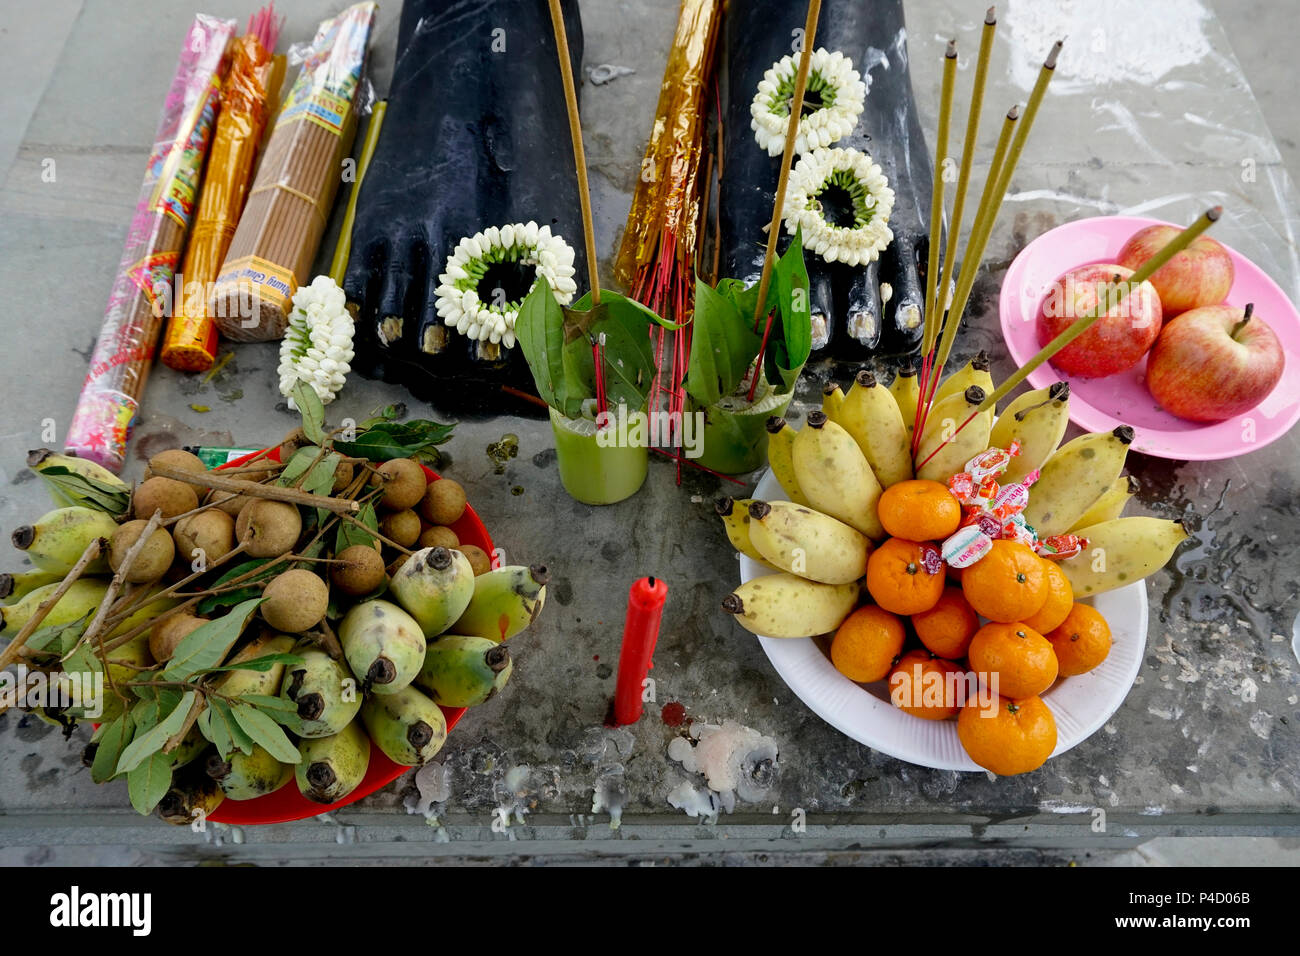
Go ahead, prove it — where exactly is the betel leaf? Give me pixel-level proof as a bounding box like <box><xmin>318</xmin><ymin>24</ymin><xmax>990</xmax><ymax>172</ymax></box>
<box><xmin>90</xmin><ymin>711</ymin><xmax>135</xmax><ymax>784</ymax></box>
<box><xmin>163</xmin><ymin>598</ymin><xmax>263</xmax><ymax>682</ymax></box>
<box><xmin>765</xmin><ymin>227</ymin><xmax>812</xmax><ymax>394</ymax></box>
<box><xmin>127</xmin><ymin>750</ymin><xmax>174</xmax><ymax>816</ymax></box>
<box><xmin>199</xmin><ymin>653</ymin><xmax>304</xmax><ymax>675</ymax></box>
<box><xmin>562</xmin><ymin>290</ymin><xmax>680</xmax><ymax>414</ymax></box>
<box><xmin>115</xmin><ymin>690</ymin><xmax>195</xmax><ymax>776</ymax></box>
<box><xmin>515</xmin><ymin>277</ymin><xmax>595</xmax><ymax>419</ymax></box>
<box><xmin>290</xmin><ymin>381</ymin><xmax>327</xmax><ymax>444</ymax></box>
<box><xmin>334</xmin><ymin>501</ymin><xmax>378</xmax><ymax>553</ymax></box>
<box><xmin>197</xmin><ymin>697</ymin><xmax>255</xmax><ymax>759</ymax></box>
<box><xmin>686</xmin><ymin>278</ymin><xmax>762</xmax><ymax>407</ymax></box>
<box><xmin>230</xmin><ymin>701</ymin><xmax>301</xmax><ymax>763</ymax></box>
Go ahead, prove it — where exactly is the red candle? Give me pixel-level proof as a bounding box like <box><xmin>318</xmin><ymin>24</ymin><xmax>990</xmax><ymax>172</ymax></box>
<box><xmin>613</xmin><ymin>576</ymin><xmax>668</xmax><ymax>725</ymax></box>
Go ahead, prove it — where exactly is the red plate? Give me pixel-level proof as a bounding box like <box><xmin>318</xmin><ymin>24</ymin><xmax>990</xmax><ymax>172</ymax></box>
<box><xmin>201</xmin><ymin>447</ymin><xmax>492</xmax><ymax>825</ymax></box>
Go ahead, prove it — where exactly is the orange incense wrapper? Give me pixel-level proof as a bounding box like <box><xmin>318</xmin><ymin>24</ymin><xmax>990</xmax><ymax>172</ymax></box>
<box><xmin>162</xmin><ymin>34</ymin><xmax>285</xmax><ymax>371</ymax></box>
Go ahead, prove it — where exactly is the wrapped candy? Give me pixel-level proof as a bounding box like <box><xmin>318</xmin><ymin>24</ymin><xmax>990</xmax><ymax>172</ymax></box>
<box><xmin>1037</xmin><ymin>533</ymin><xmax>1088</xmax><ymax>561</ymax></box>
<box><xmin>942</xmin><ymin>525</ymin><xmax>994</xmax><ymax>568</ymax></box>
<box><xmin>919</xmin><ymin>543</ymin><xmax>944</xmax><ymax>576</ymax></box>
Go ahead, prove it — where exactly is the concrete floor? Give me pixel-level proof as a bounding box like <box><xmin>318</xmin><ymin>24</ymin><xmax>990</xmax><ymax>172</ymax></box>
<box><xmin>2</xmin><ymin>1</ymin><xmax>1298</xmax><ymax>866</ymax></box>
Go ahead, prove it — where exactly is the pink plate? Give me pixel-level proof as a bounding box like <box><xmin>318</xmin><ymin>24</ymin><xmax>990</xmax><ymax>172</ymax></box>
<box><xmin>999</xmin><ymin>215</ymin><xmax>1300</xmax><ymax>460</ymax></box>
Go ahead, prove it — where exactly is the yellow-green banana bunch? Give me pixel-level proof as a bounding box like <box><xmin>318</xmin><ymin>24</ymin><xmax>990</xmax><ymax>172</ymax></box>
<box><xmin>296</xmin><ymin>721</ymin><xmax>371</xmax><ymax>804</ymax></box>
<box><xmin>989</xmin><ymin>382</ymin><xmax>1071</xmax><ymax>484</ymax></box>
<box><xmin>26</xmin><ymin>448</ymin><xmax>131</xmax><ymax>517</ymax></box>
<box><xmin>416</xmin><ymin>635</ymin><xmax>513</xmax><ymax>707</ymax></box>
<box><xmin>360</xmin><ymin>684</ymin><xmax>448</xmax><ymax>766</ymax></box>
<box><xmin>716</xmin><ymin>497</ymin><xmax>779</xmax><ymax>570</ymax></box>
<box><xmin>10</xmin><ymin>507</ymin><xmax>117</xmax><ymax>575</ymax></box>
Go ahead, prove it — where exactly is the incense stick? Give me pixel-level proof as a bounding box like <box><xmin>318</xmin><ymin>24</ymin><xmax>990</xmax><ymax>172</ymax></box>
<box><xmin>914</xmin><ymin>208</ymin><xmax>1221</xmax><ymax>470</ymax></box>
<box><xmin>930</xmin><ymin>6</ymin><xmax>997</xmax><ymax>353</ymax></box>
<box><xmin>921</xmin><ymin>40</ymin><xmax>958</xmax><ymax>361</ymax></box>
<box><xmin>913</xmin><ymin>104</ymin><xmax>1019</xmax><ymax>451</ymax></box>
<box><xmin>548</xmin><ymin>0</ymin><xmax>601</xmax><ymax>306</ymax></box>
<box><xmin>751</xmin><ymin>0</ymin><xmax>823</xmax><ymax>332</ymax></box>
<box><xmin>932</xmin><ymin>40</ymin><xmax>1061</xmax><ymax>379</ymax></box>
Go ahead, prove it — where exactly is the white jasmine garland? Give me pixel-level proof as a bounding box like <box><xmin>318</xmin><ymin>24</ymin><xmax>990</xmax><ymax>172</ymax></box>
<box><xmin>751</xmin><ymin>48</ymin><xmax>867</xmax><ymax>156</ymax></box>
<box><xmin>434</xmin><ymin>221</ymin><xmax>577</xmax><ymax>349</ymax></box>
<box><xmin>783</xmin><ymin>147</ymin><xmax>895</xmax><ymax>266</ymax></box>
<box><xmin>278</xmin><ymin>275</ymin><xmax>355</xmax><ymax>409</ymax></box>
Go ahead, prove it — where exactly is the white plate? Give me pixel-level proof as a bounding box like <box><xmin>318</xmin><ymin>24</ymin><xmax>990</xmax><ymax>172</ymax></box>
<box><xmin>741</xmin><ymin>469</ymin><xmax>1149</xmax><ymax>772</ymax></box>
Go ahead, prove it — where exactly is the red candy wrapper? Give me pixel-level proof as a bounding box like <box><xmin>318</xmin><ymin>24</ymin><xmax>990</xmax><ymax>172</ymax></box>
<box><xmin>920</xmin><ymin>543</ymin><xmax>945</xmax><ymax>576</ymax></box>
<box><xmin>1037</xmin><ymin>534</ymin><xmax>1088</xmax><ymax>561</ymax></box>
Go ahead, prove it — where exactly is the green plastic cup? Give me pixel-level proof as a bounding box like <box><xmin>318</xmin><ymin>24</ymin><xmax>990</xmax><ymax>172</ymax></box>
<box><xmin>694</xmin><ymin>379</ymin><xmax>794</xmax><ymax>475</ymax></box>
<box><xmin>549</xmin><ymin>401</ymin><xmax>649</xmax><ymax>505</ymax></box>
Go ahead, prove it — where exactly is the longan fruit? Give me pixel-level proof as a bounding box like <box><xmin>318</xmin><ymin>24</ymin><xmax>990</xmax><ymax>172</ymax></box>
<box><xmin>418</xmin><ymin>526</ymin><xmax>459</xmax><ymax>550</ymax></box>
<box><xmin>110</xmin><ymin>520</ymin><xmax>176</xmax><ymax>583</ymax></box>
<box><xmin>134</xmin><ymin>477</ymin><xmax>199</xmax><ymax>521</ymax></box>
<box><xmin>379</xmin><ymin>509</ymin><xmax>421</xmax><ymax>548</ymax></box>
<box><xmin>456</xmin><ymin>544</ymin><xmax>492</xmax><ymax>576</ymax></box>
<box><xmin>143</xmin><ymin>448</ymin><xmax>206</xmax><ymax>482</ymax></box>
<box><xmin>150</xmin><ymin>612</ymin><xmax>209</xmax><ymax>663</ymax></box>
<box><xmin>332</xmin><ymin>460</ymin><xmax>355</xmax><ymax>493</ymax></box>
<box><xmin>330</xmin><ymin>544</ymin><xmax>387</xmax><ymax>596</ymax></box>
<box><xmin>236</xmin><ymin>500</ymin><xmax>303</xmax><ymax>558</ymax></box>
<box><xmin>386</xmin><ymin>554</ymin><xmax>411</xmax><ymax>577</ymax></box>
<box><xmin>369</xmin><ymin>458</ymin><xmax>427</xmax><ymax>511</ymax></box>
<box><xmin>205</xmin><ymin>488</ymin><xmax>252</xmax><ymax>519</ymax></box>
<box><xmin>174</xmin><ymin>510</ymin><xmax>236</xmax><ymax>564</ymax></box>
<box><xmin>261</xmin><ymin>569</ymin><xmax>329</xmax><ymax>633</ymax></box>
<box><xmin>420</xmin><ymin>478</ymin><xmax>466</xmax><ymax>526</ymax></box>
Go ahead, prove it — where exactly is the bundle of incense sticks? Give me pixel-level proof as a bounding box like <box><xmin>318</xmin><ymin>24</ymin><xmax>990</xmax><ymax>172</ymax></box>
<box><xmin>614</xmin><ymin>0</ymin><xmax>723</xmax><ymax>458</ymax></box>
<box><xmin>64</xmin><ymin>14</ymin><xmax>236</xmax><ymax>472</ymax></box>
<box><xmin>161</xmin><ymin>4</ymin><xmax>285</xmax><ymax>371</ymax></box>
<box><xmin>211</xmin><ymin>1</ymin><xmax>376</xmax><ymax>343</ymax></box>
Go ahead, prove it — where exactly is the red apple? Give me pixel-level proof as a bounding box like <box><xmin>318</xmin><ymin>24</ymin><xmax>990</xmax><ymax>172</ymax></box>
<box><xmin>1117</xmin><ymin>224</ymin><xmax>1234</xmax><ymax>316</ymax></box>
<box><xmin>1146</xmin><ymin>303</ymin><xmax>1285</xmax><ymax>422</ymax></box>
<box><xmin>1038</xmin><ymin>263</ymin><xmax>1162</xmax><ymax>377</ymax></box>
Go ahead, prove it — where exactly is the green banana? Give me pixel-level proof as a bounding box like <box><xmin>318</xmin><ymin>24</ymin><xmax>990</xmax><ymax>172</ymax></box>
<box><xmin>821</xmin><ymin>382</ymin><xmax>846</xmax><ymax>424</ymax></box>
<box><xmin>296</xmin><ymin>720</ymin><xmax>371</xmax><ymax>804</ymax></box>
<box><xmin>721</xmin><ymin>573</ymin><xmax>859</xmax><ymax>638</ymax></box>
<box><xmin>889</xmin><ymin>365</ymin><xmax>921</xmax><ymax>441</ymax></box>
<box><xmin>388</xmin><ymin>546</ymin><xmax>475</xmax><ymax>639</ymax></box>
<box><xmin>989</xmin><ymin>382</ymin><xmax>1071</xmax><ymax>484</ymax></box>
<box><xmin>416</xmin><ymin>635</ymin><xmax>513</xmax><ymax>707</ymax></box>
<box><xmin>10</xmin><ymin>506</ymin><xmax>117</xmax><ymax>574</ymax></box>
<box><xmin>1069</xmin><ymin>475</ymin><xmax>1139</xmax><ymax>531</ymax></box>
<box><xmin>26</xmin><ymin>448</ymin><xmax>132</xmax><ymax>517</ymax></box>
<box><xmin>915</xmin><ymin>387</ymin><xmax>992</xmax><ymax>484</ymax></box>
<box><xmin>1059</xmin><ymin>517</ymin><xmax>1189</xmax><ymax>596</ymax></box>
<box><xmin>0</xmin><ymin>570</ymin><xmax>63</xmax><ymax>603</ymax></box>
<box><xmin>931</xmin><ymin>351</ymin><xmax>994</xmax><ymax>406</ymax></box>
<box><xmin>716</xmin><ymin>498</ymin><xmax>778</xmax><ymax>570</ymax></box>
<box><xmin>764</xmin><ymin>418</ymin><xmax>810</xmax><ymax>506</ymax></box>
<box><xmin>791</xmin><ymin>412</ymin><xmax>885</xmax><ymax>539</ymax></box>
<box><xmin>157</xmin><ymin>763</ymin><xmax>225</xmax><ymax>825</ymax></box>
<box><xmin>360</xmin><ymin>684</ymin><xmax>448</xmax><ymax>766</ymax></box>
<box><xmin>1023</xmin><ymin>427</ymin><xmax>1134</xmax><ymax>538</ymax></box>
<box><xmin>206</xmin><ymin>744</ymin><xmax>293</xmax><ymax>801</ymax></box>
<box><xmin>278</xmin><ymin>645</ymin><xmax>362</xmax><ymax>739</ymax></box>
<box><xmin>0</xmin><ymin>578</ymin><xmax>108</xmax><ymax>636</ymax></box>
<box><xmin>339</xmin><ymin>599</ymin><xmax>426</xmax><ymax>694</ymax></box>
<box><xmin>746</xmin><ymin>500</ymin><xmax>868</xmax><ymax>585</ymax></box>
<box><xmin>215</xmin><ymin>632</ymin><xmax>297</xmax><ymax>699</ymax></box>
<box><xmin>837</xmin><ymin>369</ymin><xmax>913</xmax><ymax>489</ymax></box>
<box><xmin>452</xmin><ymin>564</ymin><xmax>549</xmax><ymax>643</ymax></box>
